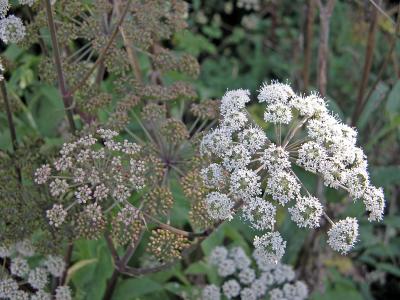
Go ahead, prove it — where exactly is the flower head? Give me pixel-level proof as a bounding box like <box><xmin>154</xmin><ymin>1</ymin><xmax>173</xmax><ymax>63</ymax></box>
<box><xmin>253</xmin><ymin>232</ymin><xmax>286</xmax><ymax>264</ymax></box>
<box><xmin>327</xmin><ymin>217</ymin><xmax>359</xmax><ymax>254</ymax></box>
<box><xmin>0</xmin><ymin>15</ymin><xmax>26</xmax><ymax>44</ymax></box>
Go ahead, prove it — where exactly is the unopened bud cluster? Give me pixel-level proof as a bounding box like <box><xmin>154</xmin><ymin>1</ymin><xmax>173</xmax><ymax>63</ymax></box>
<box><xmin>35</xmin><ymin>129</ymin><xmax>145</xmax><ymax>233</ymax></box>
<box><xmin>147</xmin><ymin>229</ymin><xmax>190</xmax><ymax>262</ymax></box>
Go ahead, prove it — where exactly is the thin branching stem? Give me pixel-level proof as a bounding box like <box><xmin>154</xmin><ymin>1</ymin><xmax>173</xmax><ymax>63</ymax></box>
<box><xmin>0</xmin><ymin>77</ymin><xmax>21</xmax><ymax>182</ymax></box>
<box><xmin>44</xmin><ymin>0</ymin><xmax>77</xmax><ymax>134</ymax></box>
<box><xmin>70</xmin><ymin>0</ymin><xmax>133</xmax><ymax>94</ymax></box>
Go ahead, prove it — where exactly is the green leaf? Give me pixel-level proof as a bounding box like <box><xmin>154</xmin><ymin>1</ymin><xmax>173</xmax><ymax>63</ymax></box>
<box><xmin>370</xmin><ymin>165</ymin><xmax>400</xmax><ymax>187</ymax></box>
<box><xmin>185</xmin><ymin>261</ymin><xmax>209</xmax><ymax>275</ymax></box>
<box><xmin>358</xmin><ymin>82</ymin><xmax>389</xmax><ymax>130</ymax></box>
<box><xmin>385</xmin><ymin>80</ymin><xmax>400</xmax><ymax>117</ymax></box>
<box><xmin>376</xmin><ymin>263</ymin><xmax>400</xmax><ymax>277</ymax></box>
<box><xmin>112</xmin><ymin>277</ymin><xmax>164</xmax><ymax>299</ymax></box>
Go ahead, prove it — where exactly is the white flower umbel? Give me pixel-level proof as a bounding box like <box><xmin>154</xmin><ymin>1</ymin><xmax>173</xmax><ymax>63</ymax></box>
<box><xmin>0</xmin><ymin>278</ymin><xmax>18</xmax><ymax>298</ymax></box>
<box><xmin>19</xmin><ymin>0</ymin><xmax>36</xmax><ymax>7</ymax></box>
<box><xmin>0</xmin><ymin>15</ymin><xmax>26</xmax><ymax>44</ymax></box>
<box><xmin>261</xmin><ymin>143</ymin><xmax>290</xmax><ymax>172</ymax></box>
<box><xmin>220</xmin><ymin>89</ymin><xmax>250</xmax><ymax>116</ymax></box>
<box><xmin>205</xmin><ymin>245</ymin><xmax>307</xmax><ymax>300</ymax></box>
<box><xmin>288</xmin><ymin>195</ymin><xmax>323</xmax><ymax>228</ymax></box>
<box><xmin>222</xmin><ymin>279</ymin><xmax>241</xmax><ymax>299</ymax></box>
<box><xmin>205</xmin><ymin>192</ymin><xmax>234</xmax><ymax>221</ymax></box>
<box><xmin>202</xmin><ymin>284</ymin><xmax>221</xmax><ymax>300</ymax></box>
<box><xmin>229</xmin><ymin>168</ymin><xmax>261</xmax><ymax>201</ymax></box>
<box><xmin>209</xmin><ymin>246</ymin><xmax>229</xmax><ymax>266</ymax></box>
<box><xmin>201</xmin><ymin>163</ymin><xmax>225</xmax><ymax>188</ymax></box>
<box><xmin>201</xmin><ymin>81</ymin><xmax>385</xmax><ymax>260</ymax></box>
<box><xmin>0</xmin><ymin>241</ymin><xmax>70</xmax><ymax>299</ymax></box>
<box><xmin>242</xmin><ymin>197</ymin><xmax>276</xmax><ymax>231</ymax></box>
<box><xmin>362</xmin><ymin>186</ymin><xmax>385</xmax><ymax>222</ymax></box>
<box><xmin>10</xmin><ymin>257</ymin><xmax>29</xmax><ymax>277</ymax></box>
<box><xmin>43</xmin><ymin>255</ymin><xmax>66</xmax><ymax>277</ymax></box>
<box><xmin>228</xmin><ymin>246</ymin><xmax>251</xmax><ymax>270</ymax></box>
<box><xmin>238</xmin><ymin>126</ymin><xmax>267</xmax><ymax>154</ymax></box>
<box><xmin>327</xmin><ymin>217</ymin><xmax>359</xmax><ymax>254</ymax></box>
<box><xmin>28</xmin><ymin>267</ymin><xmax>48</xmax><ymax>290</ymax></box>
<box><xmin>253</xmin><ymin>232</ymin><xmax>286</xmax><ymax>264</ymax></box>
<box><xmin>55</xmin><ymin>286</ymin><xmax>72</xmax><ymax>300</ymax></box>
<box><xmin>266</xmin><ymin>171</ymin><xmax>300</xmax><ymax>206</ymax></box>
<box><xmin>217</xmin><ymin>258</ymin><xmax>236</xmax><ymax>277</ymax></box>
<box><xmin>0</xmin><ymin>0</ymin><xmax>10</xmax><ymax>18</ymax></box>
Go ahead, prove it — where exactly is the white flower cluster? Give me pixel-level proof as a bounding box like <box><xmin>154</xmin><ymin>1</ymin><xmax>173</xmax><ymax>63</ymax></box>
<box><xmin>202</xmin><ymin>245</ymin><xmax>308</xmax><ymax>300</ymax></box>
<box><xmin>0</xmin><ymin>240</ymin><xmax>71</xmax><ymax>299</ymax></box>
<box><xmin>35</xmin><ymin>129</ymin><xmax>145</xmax><ymax>228</ymax></box>
<box><xmin>0</xmin><ymin>0</ymin><xmax>32</xmax><ymax>44</ymax></box>
<box><xmin>237</xmin><ymin>0</ymin><xmax>260</xmax><ymax>11</ymax></box>
<box><xmin>201</xmin><ymin>81</ymin><xmax>385</xmax><ymax>257</ymax></box>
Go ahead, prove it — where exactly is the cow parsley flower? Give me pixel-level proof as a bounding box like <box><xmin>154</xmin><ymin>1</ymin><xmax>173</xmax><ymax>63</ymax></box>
<box><xmin>222</xmin><ymin>111</ymin><xmax>248</xmax><ymax>131</ymax></box>
<box><xmin>55</xmin><ymin>286</ymin><xmax>72</xmax><ymax>300</ymax></box>
<box><xmin>201</xmin><ymin>81</ymin><xmax>385</xmax><ymax>259</ymax></box>
<box><xmin>19</xmin><ymin>0</ymin><xmax>36</xmax><ymax>6</ymax></box>
<box><xmin>327</xmin><ymin>217</ymin><xmax>359</xmax><ymax>254</ymax></box>
<box><xmin>253</xmin><ymin>232</ymin><xmax>286</xmax><ymax>264</ymax></box>
<box><xmin>266</xmin><ymin>171</ymin><xmax>300</xmax><ymax>206</ymax></box>
<box><xmin>27</xmin><ymin>267</ymin><xmax>48</xmax><ymax>290</ymax></box>
<box><xmin>242</xmin><ymin>197</ymin><xmax>276</xmax><ymax>230</ymax></box>
<box><xmin>261</xmin><ymin>143</ymin><xmax>290</xmax><ymax>172</ymax></box>
<box><xmin>201</xmin><ymin>163</ymin><xmax>225</xmax><ymax>188</ymax></box>
<box><xmin>264</xmin><ymin>103</ymin><xmax>292</xmax><ymax>124</ymax></box>
<box><xmin>205</xmin><ymin>192</ymin><xmax>234</xmax><ymax>221</ymax></box>
<box><xmin>0</xmin><ymin>0</ymin><xmax>10</xmax><ymax>18</ymax></box>
<box><xmin>203</xmin><ymin>245</ymin><xmax>308</xmax><ymax>300</ymax></box>
<box><xmin>0</xmin><ymin>278</ymin><xmax>18</xmax><ymax>298</ymax></box>
<box><xmin>238</xmin><ymin>267</ymin><xmax>256</xmax><ymax>285</ymax></box>
<box><xmin>0</xmin><ymin>15</ymin><xmax>26</xmax><ymax>44</ymax></box>
<box><xmin>10</xmin><ymin>257</ymin><xmax>29</xmax><ymax>277</ymax></box>
<box><xmin>297</xmin><ymin>141</ymin><xmax>327</xmax><ymax>173</ymax></box>
<box><xmin>240</xmin><ymin>287</ymin><xmax>257</xmax><ymax>300</ymax></box>
<box><xmin>238</xmin><ymin>126</ymin><xmax>267</xmax><ymax>153</ymax></box>
<box><xmin>222</xmin><ymin>279</ymin><xmax>241</xmax><ymax>298</ymax></box>
<box><xmin>46</xmin><ymin>204</ymin><xmax>67</xmax><ymax>227</ymax></box>
<box><xmin>31</xmin><ymin>290</ymin><xmax>51</xmax><ymax>300</ymax></box>
<box><xmin>0</xmin><ymin>241</ymin><xmax>70</xmax><ymax>299</ymax></box>
<box><xmin>217</xmin><ymin>258</ymin><xmax>236</xmax><ymax>277</ymax></box>
<box><xmin>220</xmin><ymin>89</ymin><xmax>250</xmax><ymax>116</ymax></box>
<box><xmin>43</xmin><ymin>255</ymin><xmax>65</xmax><ymax>277</ymax></box>
<box><xmin>258</xmin><ymin>81</ymin><xmax>295</xmax><ymax>105</ymax></box>
<box><xmin>228</xmin><ymin>247</ymin><xmax>251</xmax><ymax>270</ymax></box>
<box><xmin>223</xmin><ymin>144</ymin><xmax>251</xmax><ymax>171</ymax></box>
<box><xmin>288</xmin><ymin>195</ymin><xmax>323</xmax><ymax>228</ymax></box>
<box><xmin>293</xmin><ymin>93</ymin><xmax>327</xmax><ymax>117</ymax></box>
<box><xmin>209</xmin><ymin>246</ymin><xmax>229</xmax><ymax>266</ymax></box>
<box><xmin>229</xmin><ymin>168</ymin><xmax>261</xmax><ymax>201</ymax></box>
<box><xmin>362</xmin><ymin>186</ymin><xmax>385</xmax><ymax>222</ymax></box>
<box><xmin>202</xmin><ymin>284</ymin><xmax>221</xmax><ymax>300</ymax></box>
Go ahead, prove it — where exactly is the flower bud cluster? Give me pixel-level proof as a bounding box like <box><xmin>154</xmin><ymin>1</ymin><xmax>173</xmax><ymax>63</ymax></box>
<box><xmin>202</xmin><ymin>245</ymin><xmax>308</xmax><ymax>300</ymax></box>
<box><xmin>35</xmin><ymin>129</ymin><xmax>145</xmax><ymax>231</ymax></box>
<box><xmin>200</xmin><ymin>81</ymin><xmax>385</xmax><ymax>258</ymax></box>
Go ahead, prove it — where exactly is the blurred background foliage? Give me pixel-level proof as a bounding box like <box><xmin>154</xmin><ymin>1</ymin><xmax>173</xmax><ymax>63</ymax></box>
<box><xmin>1</xmin><ymin>0</ymin><xmax>400</xmax><ymax>299</ymax></box>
